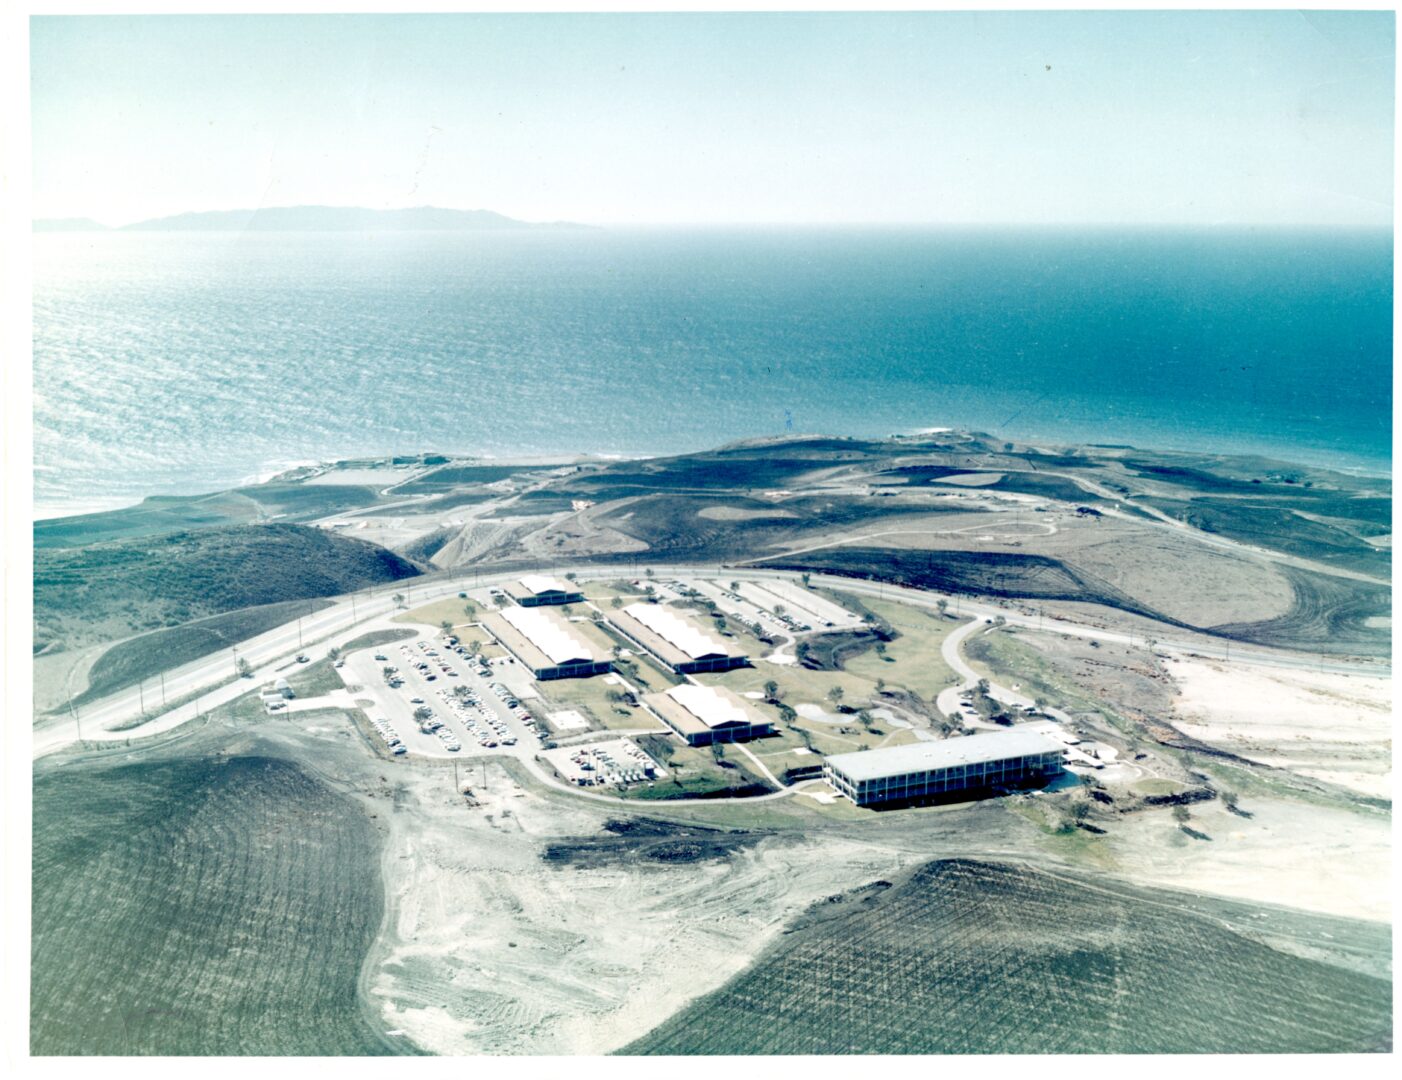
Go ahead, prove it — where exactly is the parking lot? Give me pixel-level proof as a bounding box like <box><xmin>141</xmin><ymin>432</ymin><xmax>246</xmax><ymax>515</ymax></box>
<box><xmin>540</xmin><ymin>738</ymin><xmax>667</xmax><ymax>787</ymax></box>
<box><xmin>340</xmin><ymin>630</ymin><xmax>546</xmax><ymax>759</ymax></box>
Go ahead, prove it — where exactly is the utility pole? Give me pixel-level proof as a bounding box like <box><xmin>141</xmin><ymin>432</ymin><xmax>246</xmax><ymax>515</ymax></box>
<box><xmin>297</xmin><ymin>615</ymin><xmax>304</xmax><ymax>651</ymax></box>
<box><xmin>160</xmin><ymin>671</ymin><xmax>166</xmax><ymax>708</ymax></box>
<box><xmin>233</xmin><ymin>646</ymin><xmax>240</xmax><ymax>679</ymax></box>
<box><xmin>138</xmin><ymin>679</ymin><xmax>145</xmax><ymax>716</ymax></box>
<box><xmin>351</xmin><ymin>590</ymin><xmax>357</xmax><ymax>621</ymax></box>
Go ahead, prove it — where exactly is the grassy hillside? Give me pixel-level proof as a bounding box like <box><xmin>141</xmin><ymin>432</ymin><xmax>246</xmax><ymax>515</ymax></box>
<box><xmin>35</xmin><ymin>484</ymin><xmax>384</xmax><ymax>550</ymax></box>
<box><xmin>35</xmin><ymin>523</ymin><xmax>421</xmax><ymax>654</ymax></box>
<box><xmin>32</xmin><ymin>752</ymin><xmax>400</xmax><ymax>1055</ymax></box>
<box><xmin>623</xmin><ymin>858</ymin><xmax>1391</xmax><ymax>1055</ymax></box>
<box><xmin>74</xmin><ymin>598</ymin><xmax>337</xmax><ymax>706</ymax></box>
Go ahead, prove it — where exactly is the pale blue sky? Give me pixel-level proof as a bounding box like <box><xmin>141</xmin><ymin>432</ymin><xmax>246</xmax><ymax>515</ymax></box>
<box><xmin>30</xmin><ymin>11</ymin><xmax>1395</xmax><ymax>227</ymax></box>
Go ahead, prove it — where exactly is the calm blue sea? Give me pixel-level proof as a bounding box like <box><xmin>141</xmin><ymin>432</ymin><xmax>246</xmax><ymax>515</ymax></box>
<box><xmin>32</xmin><ymin>227</ymin><xmax>1392</xmax><ymax>515</ymax></box>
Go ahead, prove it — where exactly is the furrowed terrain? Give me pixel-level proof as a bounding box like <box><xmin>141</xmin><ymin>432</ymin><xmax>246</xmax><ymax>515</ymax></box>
<box><xmin>623</xmin><ymin>858</ymin><xmax>1391</xmax><ymax>1055</ymax></box>
<box><xmin>31</xmin><ymin>746</ymin><xmax>397</xmax><ymax>1055</ymax></box>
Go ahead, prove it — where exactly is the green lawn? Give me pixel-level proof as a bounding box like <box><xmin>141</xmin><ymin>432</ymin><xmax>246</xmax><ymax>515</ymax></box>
<box><xmin>619</xmin><ymin>740</ymin><xmax>773</xmax><ymax>800</ymax></box>
<box><xmin>836</xmin><ymin>596</ymin><xmax>963</xmax><ymax>699</ymax></box>
<box><xmin>392</xmin><ymin>596</ymin><xmax>481</xmax><ymax>630</ymax></box>
<box><xmin>534</xmin><ymin>674</ymin><xmax>669</xmax><ymax>735</ymax></box>
<box><xmin>284</xmin><ymin>658</ymin><xmax>345</xmax><ymax>698</ymax></box>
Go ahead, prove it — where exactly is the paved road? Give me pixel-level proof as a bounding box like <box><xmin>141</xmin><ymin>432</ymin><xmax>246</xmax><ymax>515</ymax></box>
<box><xmin>34</xmin><ymin>562</ymin><xmax>1387</xmax><ymax>760</ymax></box>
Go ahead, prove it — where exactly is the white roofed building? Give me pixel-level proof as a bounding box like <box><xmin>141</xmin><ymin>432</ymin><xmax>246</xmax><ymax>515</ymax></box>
<box><xmin>505</xmin><ymin>574</ymin><xmax>584</xmax><ymax>607</ymax></box>
<box><xmin>646</xmin><ymin>683</ymin><xmax>775</xmax><ymax>746</ymax></box>
<box><xmin>825</xmin><ymin>730</ymin><xmax>1065</xmax><ymax>807</ymax></box>
<box><xmin>481</xmin><ymin>604</ymin><xmax>612</xmax><ymax>680</ymax></box>
<box><xmin>609</xmin><ymin>602</ymin><xmax>748</xmax><ymax>674</ymax></box>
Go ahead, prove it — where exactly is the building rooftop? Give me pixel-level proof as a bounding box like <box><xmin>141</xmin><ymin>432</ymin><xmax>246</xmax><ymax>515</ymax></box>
<box><xmin>497</xmin><ymin>605</ymin><xmax>602</xmax><ymax>666</ymax></box>
<box><xmin>826</xmin><ymin>730</ymin><xmax>1065</xmax><ymax>782</ymax></box>
<box><xmin>621</xmin><ymin>602</ymin><xmax>736</xmax><ymax>660</ymax></box>
<box><xmin>515</xmin><ymin>574</ymin><xmax>579</xmax><ymax>597</ymax></box>
<box><xmin>665</xmin><ymin>684</ymin><xmax>758</xmax><ymax>730</ymax></box>
<box><xmin>645</xmin><ymin>683</ymin><xmax>771</xmax><ymax>739</ymax></box>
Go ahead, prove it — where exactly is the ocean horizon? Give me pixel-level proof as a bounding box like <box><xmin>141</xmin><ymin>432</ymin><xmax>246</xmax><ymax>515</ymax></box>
<box><xmin>33</xmin><ymin>226</ymin><xmax>1392</xmax><ymax>517</ymax></box>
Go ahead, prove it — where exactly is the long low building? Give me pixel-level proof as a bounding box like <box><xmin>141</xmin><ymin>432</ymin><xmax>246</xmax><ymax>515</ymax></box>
<box><xmin>481</xmin><ymin>605</ymin><xmax>612</xmax><ymax>680</ymax></box>
<box><xmin>505</xmin><ymin>574</ymin><xmax>584</xmax><ymax>607</ymax></box>
<box><xmin>825</xmin><ymin>730</ymin><xmax>1066</xmax><ymax>807</ymax></box>
<box><xmin>645</xmin><ymin>683</ymin><xmax>775</xmax><ymax>746</ymax></box>
<box><xmin>610</xmin><ymin>602</ymin><xmax>748</xmax><ymax>674</ymax></box>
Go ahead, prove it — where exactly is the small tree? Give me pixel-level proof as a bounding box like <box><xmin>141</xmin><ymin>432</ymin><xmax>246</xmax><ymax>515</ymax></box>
<box><xmin>610</xmin><ymin>596</ymin><xmax>623</xmax><ymax>610</ymax></box>
<box><xmin>236</xmin><ymin>657</ymin><xmax>253</xmax><ymax>677</ymax></box>
<box><xmin>801</xmin><ymin>573</ymin><xmax>811</xmax><ymax>587</ymax></box>
<box><xmin>729</xmin><ymin>581</ymin><xmax>740</xmax><ymax>592</ymax></box>
<box><xmin>857</xmin><ymin>710</ymin><xmax>874</xmax><ymax>731</ymax></box>
<box><xmin>440</xmin><ymin>620</ymin><xmax>454</xmax><ymax>636</ymax></box>
<box><xmin>413</xmin><ymin>706</ymin><xmax>432</xmax><ymax>722</ymax></box>
<box><xmin>644</xmin><ymin>568</ymin><xmax>655</xmax><ymax>579</ymax></box>
<box><xmin>392</xmin><ymin>592</ymin><xmax>405</xmax><ymax>609</ymax></box>
<box><xmin>327</xmin><ymin>646</ymin><xmax>341</xmax><ymax>661</ymax></box>
<box><xmin>763</xmin><ymin>679</ymin><xmax>780</xmax><ymax>703</ymax></box>
<box><xmin>936</xmin><ymin>599</ymin><xmax>949</xmax><ymax>617</ymax></box>
<box><xmin>777</xmin><ymin>704</ymin><xmax>797</xmax><ymax>724</ymax></box>
<box><xmin>874</xmin><ymin>642</ymin><xmax>887</xmax><ymax>659</ymax></box>
<box><xmin>565</xmin><ymin>571</ymin><xmax>577</xmax><ymax>582</ymax></box>
<box><xmin>1172</xmin><ymin>804</ymin><xmax>1191</xmax><ymax>826</ymax></box>
<box><xmin>1221</xmin><ymin>789</ymin><xmax>1240</xmax><ymax>812</ymax></box>
<box><xmin>827</xmin><ymin>685</ymin><xmax>845</xmax><ymax>709</ymax></box>
<box><xmin>774</xmin><ymin>604</ymin><xmax>786</xmax><ymax>617</ymax></box>
<box><xmin>975</xmin><ymin>678</ymin><xmax>990</xmax><ymax>696</ymax></box>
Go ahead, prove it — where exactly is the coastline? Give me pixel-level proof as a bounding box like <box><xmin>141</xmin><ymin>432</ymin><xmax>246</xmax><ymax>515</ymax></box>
<box><xmin>31</xmin><ymin>427</ymin><xmax>1393</xmax><ymax>523</ymax></box>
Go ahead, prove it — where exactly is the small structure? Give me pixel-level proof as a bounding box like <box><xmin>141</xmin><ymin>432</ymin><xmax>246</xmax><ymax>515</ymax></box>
<box><xmin>505</xmin><ymin>574</ymin><xmax>584</xmax><ymax>607</ymax></box>
<box><xmin>610</xmin><ymin>602</ymin><xmax>747</xmax><ymax>675</ymax></box>
<box><xmin>646</xmin><ymin>683</ymin><xmax>774</xmax><ymax>746</ymax></box>
<box><xmin>259</xmin><ymin>677</ymin><xmax>296</xmax><ymax>712</ymax></box>
<box><xmin>825</xmin><ymin>730</ymin><xmax>1065</xmax><ymax>807</ymax></box>
<box><xmin>547</xmin><ymin>709</ymin><xmax>591</xmax><ymax>732</ymax></box>
<box><xmin>481</xmin><ymin>605</ymin><xmax>612</xmax><ymax>680</ymax></box>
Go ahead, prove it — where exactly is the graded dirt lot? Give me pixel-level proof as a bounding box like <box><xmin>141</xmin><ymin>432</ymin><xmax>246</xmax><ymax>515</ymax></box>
<box><xmin>1170</xmin><ymin>656</ymin><xmax>1392</xmax><ymax>799</ymax></box>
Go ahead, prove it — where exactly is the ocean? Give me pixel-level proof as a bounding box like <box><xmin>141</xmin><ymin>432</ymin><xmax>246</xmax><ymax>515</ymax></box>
<box><xmin>32</xmin><ymin>227</ymin><xmax>1392</xmax><ymax>516</ymax></box>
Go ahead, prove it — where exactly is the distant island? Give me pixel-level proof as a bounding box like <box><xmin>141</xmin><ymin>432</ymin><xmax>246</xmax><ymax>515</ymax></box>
<box><xmin>32</xmin><ymin>217</ymin><xmax>112</xmax><ymax>232</ymax></box>
<box><xmin>33</xmin><ymin>205</ymin><xmax>589</xmax><ymax>232</ymax></box>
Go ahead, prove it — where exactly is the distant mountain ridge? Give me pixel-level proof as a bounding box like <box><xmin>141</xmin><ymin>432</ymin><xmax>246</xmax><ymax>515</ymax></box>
<box><xmin>34</xmin><ymin>205</ymin><xmax>588</xmax><ymax>232</ymax></box>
